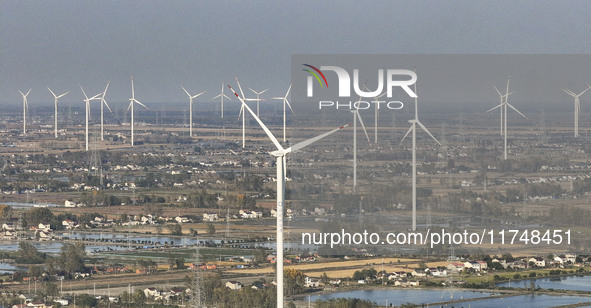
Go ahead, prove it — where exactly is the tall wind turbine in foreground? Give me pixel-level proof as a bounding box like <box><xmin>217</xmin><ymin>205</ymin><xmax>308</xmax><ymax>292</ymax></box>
<box><xmin>213</xmin><ymin>83</ymin><xmax>231</xmax><ymax>119</ymax></box>
<box><xmin>497</xmin><ymin>76</ymin><xmax>527</xmax><ymax>160</ymax></box>
<box><xmin>272</xmin><ymin>84</ymin><xmax>294</xmax><ymax>142</ymax></box>
<box><xmin>228</xmin><ymin>83</ymin><xmax>347</xmax><ymax>308</ymax></box>
<box><xmin>19</xmin><ymin>89</ymin><xmax>31</xmax><ymax>135</ymax></box>
<box><xmin>99</xmin><ymin>82</ymin><xmax>112</xmax><ymax>141</ymax></box>
<box><xmin>128</xmin><ymin>76</ymin><xmax>148</xmax><ymax>147</ymax></box>
<box><xmin>562</xmin><ymin>87</ymin><xmax>589</xmax><ymax>137</ymax></box>
<box><xmin>249</xmin><ymin>87</ymin><xmax>269</xmax><ymax>117</ymax></box>
<box><xmin>47</xmin><ymin>87</ymin><xmax>69</xmax><ymax>138</ymax></box>
<box><xmin>401</xmin><ymin>73</ymin><xmax>440</xmax><ymax>231</ymax></box>
<box><xmin>182</xmin><ymin>86</ymin><xmax>206</xmax><ymax>137</ymax></box>
<box><xmin>80</xmin><ymin>86</ymin><xmax>102</xmax><ymax>151</ymax></box>
<box><xmin>487</xmin><ymin>86</ymin><xmax>513</xmax><ymax>136</ymax></box>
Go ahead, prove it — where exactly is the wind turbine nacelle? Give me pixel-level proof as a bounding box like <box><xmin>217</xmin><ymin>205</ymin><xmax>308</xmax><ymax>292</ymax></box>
<box><xmin>319</xmin><ymin>100</ymin><xmax>403</xmax><ymax>110</ymax></box>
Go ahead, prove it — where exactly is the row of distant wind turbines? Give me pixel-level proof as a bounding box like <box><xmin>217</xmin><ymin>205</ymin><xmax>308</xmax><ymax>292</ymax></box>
<box><xmin>487</xmin><ymin>76</ymin><xmax>591</xmax><ymax>160</ymax></box>
<box><xmin>18</xmin><ymin>77</ymin><xmax>296</xmax><ymax>152</ymax></box>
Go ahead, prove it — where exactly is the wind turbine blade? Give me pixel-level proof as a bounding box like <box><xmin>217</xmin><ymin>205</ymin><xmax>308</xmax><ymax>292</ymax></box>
<box><xmin>56</xmin><ymin>91</ymin><xmax>69</xmax><ymax>99</ymax></box>
<box><xmin>134</xmin><ymin>100</ymin><xmax>148</xmax><ymax>108</ymax></box>
<box><xmin>103</xmin><ymin>99</ymin><xmax>113</xmax><ymax>113</ymax></box>
<box><xmin>19</xmin><ymin>90</ymin><xmax>25</xmax><ymax>96</ymax></box>
<box><xmin>579</xmin><ymin>87</ymin><xmax>590</xmax><ymax>96</ymax></box>
<box><xmin>288</xmin><ymin>124</ymin><xmax>349</xmax><ymax>153</ymax></box>
<box><xmin>285</xmin><ymin>98</ymin><xmax>295</xmax><ymax>115</ymax></box>
<box><xmin>400</xmin><ymin>125</ymin><xmax>413</xmax><ymax>144</ymax></box>
<box><xmin>235</xmin><ymin>77</ymin><xmax>246</xmax><ymax>99</ymax></box>
<box><xmin>103</xmin><ymin>81</ymin><xmax>110</xmax><ymax>96</ymax></box>
<box><xmin>507</xmin><ymin>103</ymin><xmax>528</xmax><ymax>119</ymax></box>
<box><xmin>25</xmin><ymin>89</ymin><xmax>31</xmax><ymax>96</ymax></box>
<box><xmin>417</xmin><ymin>121</ymin><xmax>441</xmax><ymax>145</ymax></box>
<box><xmin>131</xmin><ymin>76</ymin><xmax>135</xmax><ymax>99</ymax></box>
<box><xmin>260</xmin><ymin>88</ymin><xmax>269</xmax><ymax>94</ymax></box>
<box><xmin>238</xmin><ymin>104</ymin><xmax>244</xmax><ymax>118</ymax></box>
<box><xmin>486</xmin><ymin>104</ymin><xmax>503</xmax><ymax>113</ymax></box>
<box><xmin>356</xmin><ymin>112</ymin><xmax>370</xmax><ymax>143</ymax></box>
<box><xmin>562</xmin><ymin>88</ymin><xmax>576</xmax><ymax>97</ymax></box>
<box><xmin>47</xmin><ymin>87</ymin><xmax>57</xmax><ymax>97</ymax></box>
<box><xmin>127</xmin><ymin>101</ymin><xmax>133</xmax><ymax>111</ymax></box>
<box><xmin>90</xmin><ymin>93</ymin><xmax>103</xmax><ymax>100</ymax></box>
<box><xmin>284</xmin><ymin>83</ymin><xmax>292</xmax><ymax>97</ymax></box>
<box><xmin>182</xmin><ymin>85</ymin><xmax>191</xmax><ymax>97</ymax></box>
<box><xmin>80</xmin><ymin>86</ymin><xmax>89</xmax><ymax>99</ymax></box>
<box><xmin>228</xmin><ymin>84</ymin><xmax>284</xmax><ymax>151</ymax></box>
<box><xmin>248</xmin><ymin>87</ymin><xmax>257</xmax><ymax>94</ymax></box>
<box><xmin>223</xmin><ymin>94</ymin><xmax>232</xmax><ymax>100</ymax></box>
<box><xmin>194</xmin><ymin>91</ymin><xmax>206</xmax><ymax>98</ymax></box>
<box><xmin>494</xmin><ymin>86</ymin><xmax>502</xmax><ymax>97</ymax></box>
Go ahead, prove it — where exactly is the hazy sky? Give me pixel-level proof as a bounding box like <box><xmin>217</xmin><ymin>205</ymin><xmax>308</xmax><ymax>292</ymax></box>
<box><xmin>2</xmin><ymin>0</ymin><xmax>591</xmax><ymax>108</ymax></box>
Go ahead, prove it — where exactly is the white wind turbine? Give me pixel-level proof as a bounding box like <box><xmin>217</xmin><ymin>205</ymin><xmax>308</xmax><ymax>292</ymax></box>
<box><xmin>182</xmin><ymin>85</ymin><xmax>206</xmax><ymax>137</ymax></box>
<box><xmin>272</xmin><ymin>84</ymin><xmax>295</xmax><ymax>142</ymax></box>
<box><xmin>19</xmin><ymin>89</ymin><xmax>31</xmax><ymax>135</ymax></box>
<box><xmin>400</xmin><ymin>72</ymin><xmax>440</xmax><ymax>231</ymax></box>
<box><xmin>487</xmin><ymin>86</ymin><xmax>513</xmax><ymax>135</ymax></box>
<box><xmin>249</xmin><ymin>87</ymin><xmax>269</xmax><ymax>117</ymax></box>
<box><xmin>366</xmin><ymin>86</ymin><xmax>387</xmax><ymax>143</ymax></box>
<box><xmin>228</xmin><ymin>83</ymin><xmax>347</xmax><ymax>308</ymax></box>
<box><xmin>350</xmin><ymin>98</ymin><xmax>371</xmax><ymax>191</ymax></box>
<box><xmin>80</xmin><ymin>86</ymin><xmax>103</xmax><ymax>151</ymax></box>
<box><xmin>496</xmin><ymin>76</ymin><xmax>527</xmax><ymax>160</ymax></box>
<box><xmin>99</xmin><ymin>81</ymin><xmax>112</xmax><ymax>141</ymax></box>
<box><xmin>234</xmin><ymin>78</ymin><xmax>259</xmax><ymax>148</ymax></box>
<box><xmin>128</xmin><ymin>76</ymin><xmax>148</xmax><ymax>147</ymax></box>
<box><xmin>213</xmin><ymin>82</ymin><xmax>231</xmax><ymax>119</ymax></box>
<box><xmin>561</xmin><ymin>87</ymin><xmax>590</xmax><ymax>138</ymax></box>
<box><xmin>47</xmin><ymin>87</ymin><xmax>69</xmax><ymax>138</ymax></box>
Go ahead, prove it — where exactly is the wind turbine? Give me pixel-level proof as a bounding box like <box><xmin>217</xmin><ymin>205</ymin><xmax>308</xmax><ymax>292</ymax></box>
<box><xmin>128</xmin><ymin>76</ymin><xmax>148</xmax><ymax>147</ymax></box>
<box><xmin>213</xmin><ymin>82</ymin><xmax>231</xmax><ymax>119</ymax></box>
<box><xmin>272</xmin><ymin>84</ymin><xmax>295</xmax><ymax>142</ymax></box>
<box><xmin>497</xmin><ymin>76</ymin><xmax>527</xmax><ymax>160</ymax></box>
<box><xmin>365</xmin><ymin>85</ymin><xmax>387</xmax><ymax>143</ymax></box>
<box><xmin>234</xmin><ymin>78</ymin><xmax>259</xmax><ymax>148</ymax></box>
<box><xmin>80</xmin><ymin>86</ymin><xmax>103</xmax><ymax>151</ymax></box>
<box><xmin>249</xmin><ymin>87</ymin><xmax>269</xmax><ymax>117</ymax></box>
<box><xmin>561</xmin><ymin>87</ymin><xmax>590</xmax><ymax>137</ymax></box>
<box><xmin>47</xmin><ymin>87</ymin><xmax>69</xmax><ymax>138</ymax></box>
<box><xmin>182</xmin><ymin>86</ymin><xmax>206</xmax><ymax>137</ymax></box>
<box><xmin>400</xmin><ymin>71</ymin><xmax>440</xmax><ymax>231</ymax></box>
<box><xmin>19</xmin><ymin>89</ymin><xmax>31</xmax><ymax>135</ymax></box>
<box><xmin>351</xmin><ymin>98</ymin><xmax>371</xmax><ymax>191</ymax></box>
<box><xmin>99</xmin><ymin>82</ymin><xmax>112</xmax><ymax>141</ymax></box>
<box><xmin>487</xmin><ymin>86</ymin><xmax>513</xmax><ymax>135</ymax></box>
<box><xmin>228</xmin><ymin>83</ymin><xmax>347</xmax><ymax>308</ymax></box>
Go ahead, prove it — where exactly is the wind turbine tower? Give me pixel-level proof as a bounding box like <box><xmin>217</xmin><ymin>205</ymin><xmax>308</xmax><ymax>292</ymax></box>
<box><xmin>561</xmin><ymin>86</ymin><xmax>590</xmax><ymax>138</ymax></box>
<box><xmin>228</xmin><ymin>84</ymin><xmax>347</xmax><ymax>308</ymax></box>
<box><xmin>128</xmin><ymin>76</ymin><xmax>148</xmax><ymax>146</ymax></box>
<box><xmin>401</xmin><ymin>71</ymin><xmax>440</xmax><ymax>231</ymax></box>
<box><xmin>350</xmin><ymin>102</ymin><xmax>370</xmax><ymax>191</ymax></box>
<box><xmin>19</xmin><ymin>89</ymin><xmax>31</xmax><ymax>135</ymax></box>
<box><xmin>500</xmin><ymin>76</ymin><xmax>527</xmax><ymax>160</ymax></box>
<box><xmin>99</xmin><ymin>82</ymin><xmax>113</xmax><ymax>141</ymax></box>
<box><xmin>272</xmin><ymin>84</ymin><xmax>295</xmax><ymax>142</ymax></box>
<box><xmin>47</xmin><ymin>87</ymin><xmax>69</xmax><ymax>138</ymax></box>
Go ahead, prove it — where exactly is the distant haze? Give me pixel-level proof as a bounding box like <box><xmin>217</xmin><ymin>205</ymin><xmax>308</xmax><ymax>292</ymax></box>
<box><xmin>2</xmin><ymin>1</ymin><xmax>591</xmax><ymax>109</ymax></box>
